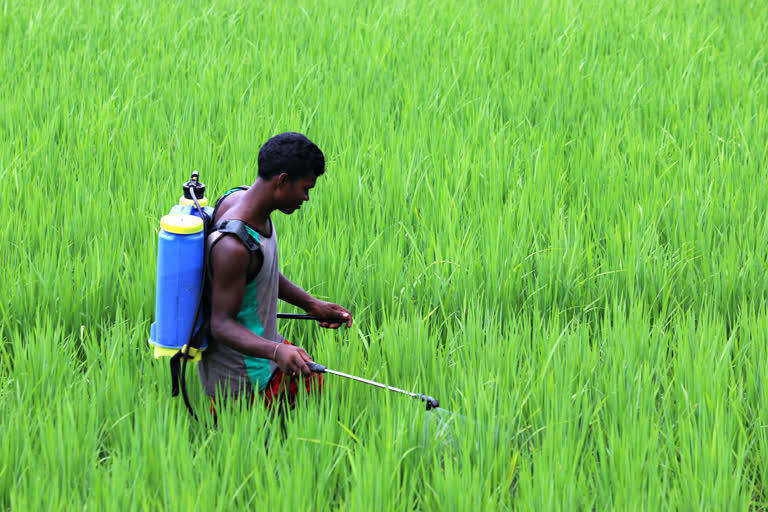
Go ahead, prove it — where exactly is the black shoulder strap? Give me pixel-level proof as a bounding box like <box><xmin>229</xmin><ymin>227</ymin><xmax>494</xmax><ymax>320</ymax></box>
<box><xmin>213</xmin><ymin>219</ymin><xmax>260</xmax><ymax>251</ymax></box>
<box><xmin>207</xmin><ymin>220</ymin><xmax>262</xmax><ymax>281</ymax></box>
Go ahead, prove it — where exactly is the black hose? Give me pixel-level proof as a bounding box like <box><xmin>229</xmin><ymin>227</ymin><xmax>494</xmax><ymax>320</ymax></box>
<box><xmin>179</xmin><ymin>191</ymin><xmax>210</xmax><ymax>421</ymax></box>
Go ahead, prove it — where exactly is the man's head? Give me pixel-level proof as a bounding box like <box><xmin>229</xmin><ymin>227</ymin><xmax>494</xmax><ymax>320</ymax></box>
<box><xmin>258</xmin><ymin>132</ymin><xmax>325</xmax><ymax>180</ymax></box>
<box><xmin>258</xmin><ymin>132</ymin><xmax>325</xmax><ymax>214</ymax></box>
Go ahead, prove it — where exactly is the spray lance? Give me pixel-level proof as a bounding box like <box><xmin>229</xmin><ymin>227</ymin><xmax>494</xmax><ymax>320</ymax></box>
<box><xmin>305</xmin><ymin>361</ymin><xmax>439</xmax><ymax>410</ymax></box>
<box><xmin>279</xmin><ymin>313</ymin><xmax>440</xmax><ymax>411</ymax></box>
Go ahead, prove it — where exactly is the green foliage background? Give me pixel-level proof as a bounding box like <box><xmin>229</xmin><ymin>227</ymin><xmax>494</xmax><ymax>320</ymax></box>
<box><xmin>1</xmin><ymin>0</ymin><xmax>767</xmax><ymax>509</ymax></box>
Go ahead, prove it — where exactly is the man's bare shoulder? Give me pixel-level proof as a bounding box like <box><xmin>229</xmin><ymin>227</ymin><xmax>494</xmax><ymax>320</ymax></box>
<box><xmin>209</xmin><ymin>235</ymin><xmax>250</xmax><ymax>271</ymax></box>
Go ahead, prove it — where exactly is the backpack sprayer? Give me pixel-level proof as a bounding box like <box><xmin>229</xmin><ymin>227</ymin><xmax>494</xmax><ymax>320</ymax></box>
<box><xmin>148</xmin><ymin>172</ymin><xmax>214</xmax><ymax>418</ymax></box>
<box><xmin>148</xmin><ymin>173</ymin><xmax>440</xmax><ymax>418</ymax></box>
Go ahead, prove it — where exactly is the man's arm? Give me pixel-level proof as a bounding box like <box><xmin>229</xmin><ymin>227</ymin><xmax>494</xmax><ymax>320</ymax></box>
<box><xmin>278</xmin><ymin>272</ymin><xmax>317</xmax><ymax>311</ymax></box>
<box><xmin>278</xmin><ymin>272</ymin><xmax>353</xmax><ymax>329</ymax></box>
<box><xmin>210</xmin><ymin>238</ymin><xmax>313</xmax><ymax>376</ymax></box>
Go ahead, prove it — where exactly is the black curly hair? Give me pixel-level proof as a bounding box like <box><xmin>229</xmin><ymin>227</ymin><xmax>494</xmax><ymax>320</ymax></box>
<box><xmin>257</xmin><ymin>132</ymin><xmax>325</xmax><ymax>181</ymax></box>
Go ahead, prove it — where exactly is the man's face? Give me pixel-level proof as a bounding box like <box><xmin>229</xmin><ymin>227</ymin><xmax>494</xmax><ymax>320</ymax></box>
<box><xmin>277</xmin><ymin>173</ymin><xmax>317</xmax><ymax>214</ymax></box>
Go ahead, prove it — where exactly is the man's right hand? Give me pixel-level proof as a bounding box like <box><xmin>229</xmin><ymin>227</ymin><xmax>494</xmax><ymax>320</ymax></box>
<box><xmin>273</xmin><ymin>343</ymin><xmax>312</xmax><ymax>378</ymax></box>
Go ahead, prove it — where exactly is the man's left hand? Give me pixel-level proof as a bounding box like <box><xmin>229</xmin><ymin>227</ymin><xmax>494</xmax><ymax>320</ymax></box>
<box><xmin>306</xmin><ymin>300</ymin><xmax>353</xmax><ymax>329</ymax></box>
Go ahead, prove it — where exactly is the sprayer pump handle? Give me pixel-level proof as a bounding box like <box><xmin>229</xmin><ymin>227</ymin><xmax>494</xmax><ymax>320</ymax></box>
<box><xmin>306</xmin><ymin>362</ymin><xmax>327</xmax><ymax>373</ymax></box>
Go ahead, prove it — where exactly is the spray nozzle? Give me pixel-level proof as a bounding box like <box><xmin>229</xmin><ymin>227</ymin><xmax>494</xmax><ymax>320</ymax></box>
<box><xmin>419</xmin><ymin>394</ymin><xmax>439</xmax><ymax>410</ymax></box>
<box><xmin>183</xmin><ymin>171</ymin><xmax>206</xmax><ymax>201</ymax></box>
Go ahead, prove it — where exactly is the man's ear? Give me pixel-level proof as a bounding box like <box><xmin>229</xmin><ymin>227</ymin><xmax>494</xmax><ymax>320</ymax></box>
<box><xmin>276</xmin><ymin>172</ymin><xmax>290</xmax><ymax>187</ymax></box>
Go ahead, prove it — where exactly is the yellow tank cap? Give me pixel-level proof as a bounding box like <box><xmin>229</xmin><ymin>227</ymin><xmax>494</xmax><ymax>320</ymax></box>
<box><xmin>160</xmin><ymin>214</ymin><xmax>204</xmax><ymax>235</ymax></box>
<box><xmin>179</xmin><ymin>195</ymin><xmax>209</xmax><ymax>207</ymax></box>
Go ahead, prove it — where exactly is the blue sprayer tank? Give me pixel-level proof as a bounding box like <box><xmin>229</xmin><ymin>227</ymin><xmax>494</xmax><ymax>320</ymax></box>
<box><xmin>148</xmin><ymin>173</ymin><xmax>214</xmax><ymax>361</ymax></box>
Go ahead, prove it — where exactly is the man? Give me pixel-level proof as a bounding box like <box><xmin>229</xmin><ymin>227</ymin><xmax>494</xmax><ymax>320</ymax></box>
<box><xmin>199</xmin><ymin>132</ymin><xmax>352</xmax><ymax>409</ymax></box>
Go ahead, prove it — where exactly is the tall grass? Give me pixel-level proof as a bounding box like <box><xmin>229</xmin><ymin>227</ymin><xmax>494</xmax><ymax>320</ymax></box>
<box><xmin>1</xmin><ymin>0</ymin><xmax>767</xmax><ymax>508</ymax></box>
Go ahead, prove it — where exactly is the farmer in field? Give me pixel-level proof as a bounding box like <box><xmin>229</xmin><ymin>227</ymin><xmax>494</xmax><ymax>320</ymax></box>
<box><xmin>198</xmin><ymin>132</ymin><xmax>352</xmax><ymax>409</ymax></box>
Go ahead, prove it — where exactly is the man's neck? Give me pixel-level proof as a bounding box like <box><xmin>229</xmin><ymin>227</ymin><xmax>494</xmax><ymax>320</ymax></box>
<box><xmin>230</xmin><ymin>177</ymin><xmax>274</xmax><ymax>232</ymax></box>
